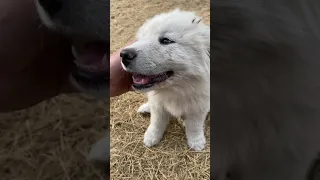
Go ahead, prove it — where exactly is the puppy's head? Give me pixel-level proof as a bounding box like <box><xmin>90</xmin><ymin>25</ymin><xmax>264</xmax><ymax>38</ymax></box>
<box><xmin>35</xmin><ymin>0</ymin><xmax>109</xmax><ymax>98</ymax></box>
<box><xmin>121</xmin><ymin>9</ymin><xmax>210</xmax><ymax>92</ymax></box>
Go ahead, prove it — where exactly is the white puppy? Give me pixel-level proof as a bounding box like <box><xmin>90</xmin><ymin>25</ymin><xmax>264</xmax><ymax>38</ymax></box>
<box><xmin>121</xmin><ymin>9</ymin><xmax>210</xmax><ymax>151</ymax></box>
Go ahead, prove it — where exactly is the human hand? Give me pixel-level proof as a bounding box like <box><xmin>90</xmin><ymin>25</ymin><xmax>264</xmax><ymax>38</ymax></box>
<box><xmin>109</xmin><ymin>41</ymin><xmax>135</xmax><ymax>97</ymax></box>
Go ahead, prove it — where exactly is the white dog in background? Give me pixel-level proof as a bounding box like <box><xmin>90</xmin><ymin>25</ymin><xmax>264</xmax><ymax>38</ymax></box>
<box><xmin>120</xmin><ymin>9</ymin><xmax>210</xmax><ymax>151</ymax></box>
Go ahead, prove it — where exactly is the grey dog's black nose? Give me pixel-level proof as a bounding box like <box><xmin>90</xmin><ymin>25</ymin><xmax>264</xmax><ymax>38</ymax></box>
<box><xmin>120</xmin><ymin>48</ymin><xmax>137</xmax><ymax>66</ymax></box>
<box><xmin>38</xmin><ymin>0</ymin><xmax>62</xmax><ymax>16</ymax></box>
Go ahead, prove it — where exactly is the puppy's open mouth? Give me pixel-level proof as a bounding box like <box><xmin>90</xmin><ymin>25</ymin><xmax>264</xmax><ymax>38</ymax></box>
<box><xmin>71</xmin><ymin>39</ymin><xmax>108</xmax><ymax>89</ymax></box>
<box><xmin>132</xmin><ymin>71</ymin><xmax>174</xmax><ymax>89</ymax></box>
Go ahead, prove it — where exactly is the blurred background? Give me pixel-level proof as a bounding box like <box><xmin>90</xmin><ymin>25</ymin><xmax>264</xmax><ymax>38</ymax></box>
<box><xmin>0</xmin><ymin>94</ymin><xmax>107</xmax><ymax>180</ymax></box>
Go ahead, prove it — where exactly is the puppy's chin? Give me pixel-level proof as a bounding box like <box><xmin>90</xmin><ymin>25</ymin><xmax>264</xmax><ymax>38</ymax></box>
<box><xmin>69</xmin><ymin>74</ymin><xmax>109</xmax><ymax>99</ymax></box>
<box><xmin>132</xmin><ymin>83</ymin><xmax>159</xmax><ymax>93</ymax></box>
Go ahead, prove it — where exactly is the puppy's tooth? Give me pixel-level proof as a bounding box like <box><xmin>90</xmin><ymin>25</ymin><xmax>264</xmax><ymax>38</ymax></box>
<box><xmin>72</xmin><ymin>46</ymin><xmax>80</xmax><ymax>59</ymax></box>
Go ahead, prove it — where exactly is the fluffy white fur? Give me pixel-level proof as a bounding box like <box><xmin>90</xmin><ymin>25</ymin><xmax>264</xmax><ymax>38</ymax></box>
<box><xmin>122</xmin><ymin>9</ymin><xmax>210</xmax><ymax>151</ymax></box>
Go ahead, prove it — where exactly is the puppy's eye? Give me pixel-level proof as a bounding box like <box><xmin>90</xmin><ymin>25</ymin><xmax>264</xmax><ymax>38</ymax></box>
<box><xmin>159</xmin><ymin>37</ymin><xmax>175</xmax><ymax>45</ymax></box>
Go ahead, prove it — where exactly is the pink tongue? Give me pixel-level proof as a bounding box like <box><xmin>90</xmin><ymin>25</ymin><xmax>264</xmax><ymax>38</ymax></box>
<box><xmin>75</xmin><ymin>42</ymin><xmax>106</xmax><ymax>64</ymax></box>
<box><xmin>74</xmin><ymin>43</ymin><xmax>107</xmax><ymax>72</ymax></box>
<box><xmin>77</xmin><ymin>43</ymin><xmax>105</xmax><ymax>65</ymax></box>
<box><xmin>133</xmin><ymin>75</ymin><xmax>151</xmax><ymax>85</ymax></box>
<box><xmin>78</xmin><ymin>53</ymin><xmax>103</xmax><ymax>65</ymax></box>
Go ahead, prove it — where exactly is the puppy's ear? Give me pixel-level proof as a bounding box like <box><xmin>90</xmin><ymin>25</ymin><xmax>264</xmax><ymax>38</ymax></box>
<box><xmin>203</xmin><ymin>26</ymin><xmax>210</xmax><ymax>59</ymax></box>
<box><xmin>192</xmin><ymin>18</ymin><xmax>202</xmax><ymax>24</ymax></box>
<box><xmin>193</xmin><ymin>15</ymin><xmax>209</xmax><ymax>59</ymax></box>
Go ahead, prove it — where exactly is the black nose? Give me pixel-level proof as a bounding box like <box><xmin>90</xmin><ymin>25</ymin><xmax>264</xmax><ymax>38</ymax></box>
<box><xmin>120</xmin><ymin>48</ymin><xmax>137</xmax><ymax>66</ymax></box>
<box><xmin>38</xmin><ymin>0</ymin><xmax>63</xmax><ymax>16</ymax></box>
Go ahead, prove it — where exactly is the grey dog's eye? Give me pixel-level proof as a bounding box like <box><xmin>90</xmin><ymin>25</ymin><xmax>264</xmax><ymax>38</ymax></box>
<box><xmin>159</xmin><ymin>37</ymin><xmax>175</xmax><ymax>45</ymax></box>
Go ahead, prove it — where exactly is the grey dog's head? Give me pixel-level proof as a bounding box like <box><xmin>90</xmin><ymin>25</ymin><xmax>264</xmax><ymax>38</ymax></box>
<box><xmin>35</xmin><ymin>0</ymin><xmax>109</xmax><ymax>98</ymax></box>
<box><xmin>121</xmin><ymin>9</ymin><xmax>210</xmax><ymax>92</ymax></box>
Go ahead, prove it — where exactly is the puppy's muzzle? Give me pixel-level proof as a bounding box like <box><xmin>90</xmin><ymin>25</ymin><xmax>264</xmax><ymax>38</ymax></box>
<box><xmin>120</xmin><ymin>48</ymin><xmax>137</xmax><ymax>67</ymax></box>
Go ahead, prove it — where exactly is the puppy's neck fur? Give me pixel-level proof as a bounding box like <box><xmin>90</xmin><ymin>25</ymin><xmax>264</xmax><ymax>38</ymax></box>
<box><xmin>147</xmin><ymin>76</ymin><xmax>210</xmax><ymax>118</ymax></box>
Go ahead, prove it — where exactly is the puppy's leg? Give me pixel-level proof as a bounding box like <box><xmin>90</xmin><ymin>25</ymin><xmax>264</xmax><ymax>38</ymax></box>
<box><xmin>88</xmin><ymin>135</ymin><xmax>110</xmax><ymax>176</ymax></box>
<box><xmin>143</xmin><ymin>104</ymin><xmax>169</xmax><ymax>147</ymax></box>
<box><xmin>184</xmin><ymin>113</ymin><xmax>206</xmax><ymax>151</ymax></box>
<box><xmin>137</xmin><ymin>102</ymin><xmax>150</xmax><ymax>114</ymax></box>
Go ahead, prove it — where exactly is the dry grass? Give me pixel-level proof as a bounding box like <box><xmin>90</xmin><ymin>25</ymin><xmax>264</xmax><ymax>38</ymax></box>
<box><xmin>110</xmin><ymin>0</ymin><xmax>210</xmax><ymax>179</ymax></box>
<box><xmin>0</xmin><ymin>94</ymin><xmax>107</xmax><ymax>180</ymax></box>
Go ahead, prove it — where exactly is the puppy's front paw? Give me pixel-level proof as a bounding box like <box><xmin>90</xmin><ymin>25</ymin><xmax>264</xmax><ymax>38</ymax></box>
<box><xmin>187</xmin><ymin>134</ymin><xmax>206</xmax><ymax>151</ymax></box>
<box><xmin>137</xmin><ymin>103</ymin><xmax>150</xmax><ymax>114</ymax></box>
<box><xmin>143</xmin><ymin>127</ymin><xmax>163</xmax><ymax>147</ymax></box>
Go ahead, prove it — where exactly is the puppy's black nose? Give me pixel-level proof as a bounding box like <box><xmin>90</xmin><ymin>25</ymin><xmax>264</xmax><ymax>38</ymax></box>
<box><xmin>38</xmin><ymin>0</ymin><xmax>62</xmax><ymax>16</ymax></box>
<box><xmin>120</xmin><ymin>48</ymin><xmax>137</xmax><ymax>66</ymax></box>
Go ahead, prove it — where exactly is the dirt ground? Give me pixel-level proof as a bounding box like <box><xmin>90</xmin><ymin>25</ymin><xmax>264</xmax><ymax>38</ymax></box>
<box><xmin>0</xmin><ymin>94</ymin><xmax>107</xmax><ymax>180</ymax></box>
<box><xmin>110</xmin><ymin>0</ymin><xmax>210</xmax><ymax>179</ymax></box>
